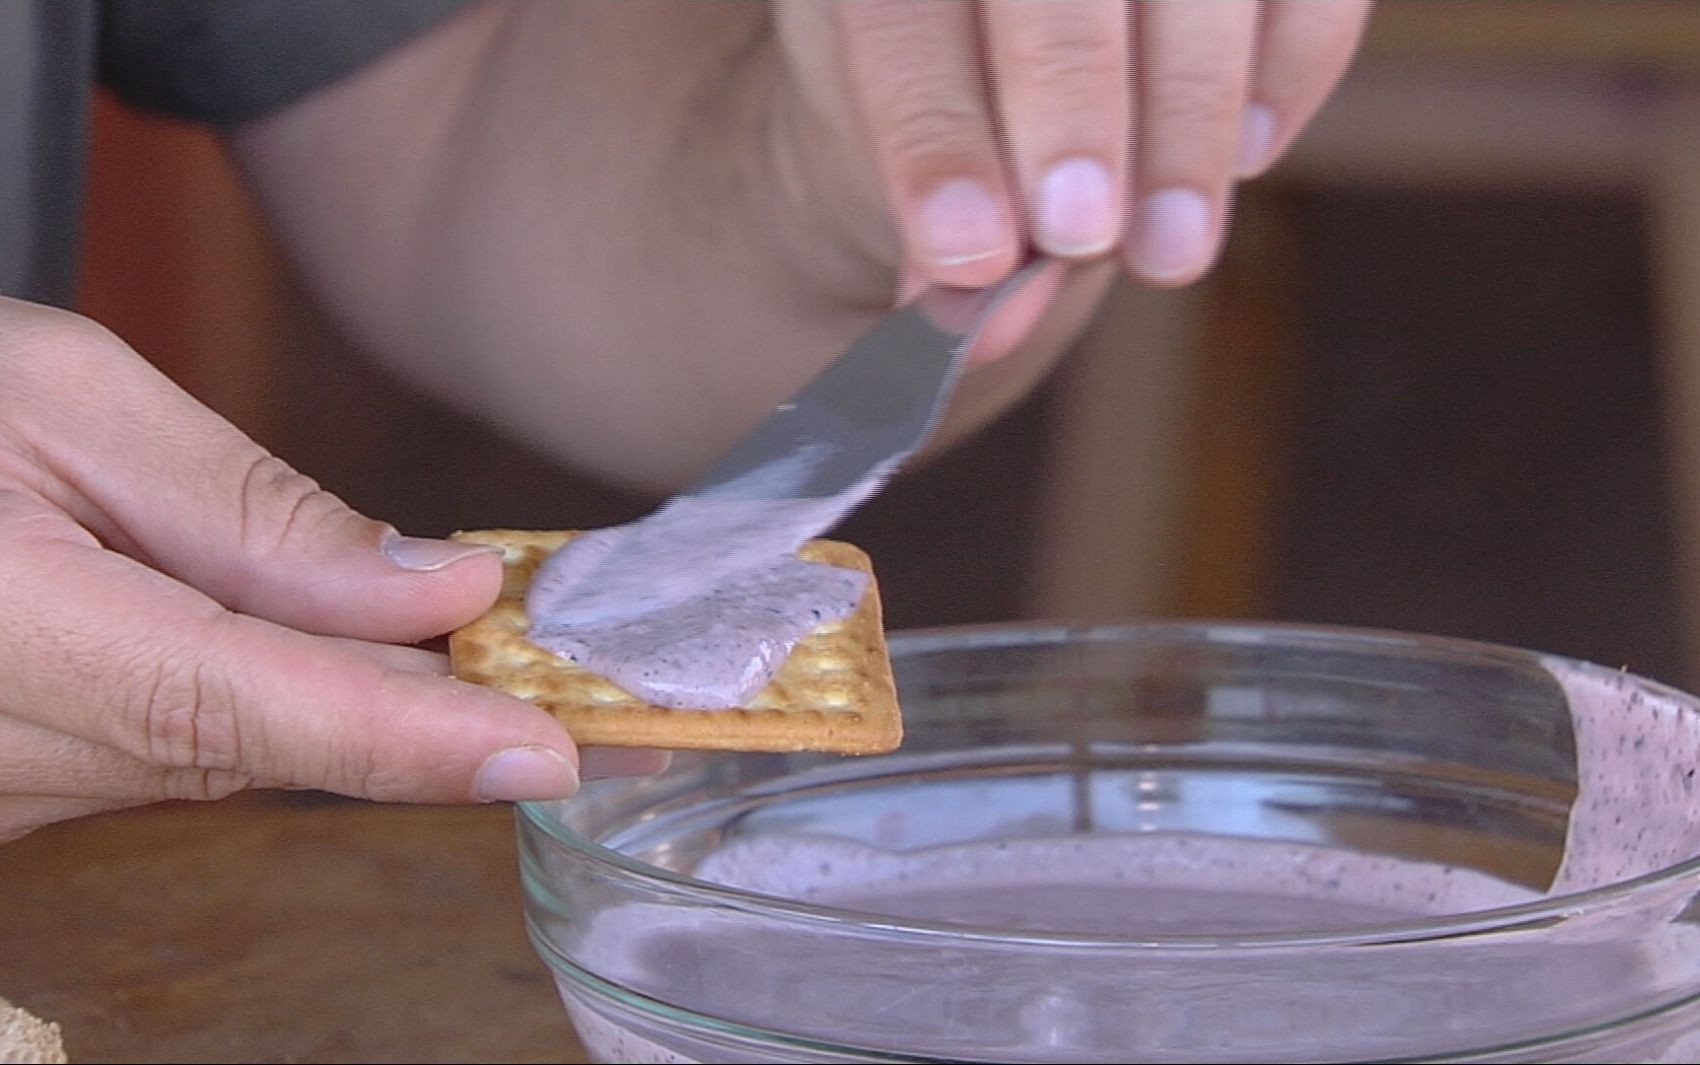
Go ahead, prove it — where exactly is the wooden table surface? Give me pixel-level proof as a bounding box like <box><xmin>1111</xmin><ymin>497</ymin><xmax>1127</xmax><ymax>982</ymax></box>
<box><xmin>0</xmin><ymin>792</ymin><xmax>588</xmax><ymax>1064</ymax></box>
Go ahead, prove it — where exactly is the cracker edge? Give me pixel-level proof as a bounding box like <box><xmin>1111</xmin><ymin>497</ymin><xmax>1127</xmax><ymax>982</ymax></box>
<box><xmin>447</xmin><ymin>530</ymin><xmax>902</xmax><ymax>754</ymax></box>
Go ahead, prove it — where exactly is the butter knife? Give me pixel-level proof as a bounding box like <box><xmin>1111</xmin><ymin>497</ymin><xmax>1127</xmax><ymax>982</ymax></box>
<box><xmin>685</xmin><ymin>258</ymin><xmax>1051</xmax><ymax>511</ymax></box>
<box><xmin>525</xmin><ymin>260</ymin><xmax>1053</xmax><ymax>634</ymax></box>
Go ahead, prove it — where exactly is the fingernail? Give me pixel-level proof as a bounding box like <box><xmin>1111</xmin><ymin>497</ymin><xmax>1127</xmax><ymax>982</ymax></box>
<box><xmin>917</xmin><ymin>178</ymin><xmax>1010</xmax><ymax>267</ymax></box>
<box><xmin>475</xmin><ymin>745</ymin><xmax>580</xmax><ymax>802</ymax></box>
<box><xmin>1132</xmin><ymin>188</ymin><xmax>1212</xmax><ymax>281</ymax></box>
<box><xmin>1035</xmin><ymin>156</ymin><xmax>1117</xmax><ymax>257</ymax></box>
<box><xmin>1237</xmin><ymin>103</ymin><xmax>1277</xmax><ymax>177</ymax></box>
<box><xmin>381</xmin><ymin>533</ymin><xmax>503</xmax><ymax>572</ymax></box>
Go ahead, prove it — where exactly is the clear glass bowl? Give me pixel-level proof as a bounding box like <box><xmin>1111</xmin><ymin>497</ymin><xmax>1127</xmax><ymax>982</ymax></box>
<box><xmin>517</xmin><ymin>622</ymin><xmax>1700</xmax><ymax>1063</ymax></box>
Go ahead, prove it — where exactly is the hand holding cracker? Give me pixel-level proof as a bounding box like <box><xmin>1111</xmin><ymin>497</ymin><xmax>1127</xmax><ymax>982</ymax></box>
<box><xmin>0</xmin><ymin>301</ymin><xmax>600</xmax><ymax>841</ymax></box>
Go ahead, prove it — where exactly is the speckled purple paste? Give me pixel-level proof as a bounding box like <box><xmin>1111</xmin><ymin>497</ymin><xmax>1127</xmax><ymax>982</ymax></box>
<box><xmin>1543</xmin><ymin>657</ymin><xmax>1700</xmax><ymax>931</ymax></box>
<box><xmin>564</xmin><ymin>826</ymin><xmax>1700</xmax><ymax>1064</ymax></box>
<box><xmin>525</xmin><ymin>451</ymin><xmax>886</xmax><ymax>709</ymax></box>
<box><xmin>552</xmin><ymin>657</ymin><xmax>1700</xmax><ymax>1063</ymax></box>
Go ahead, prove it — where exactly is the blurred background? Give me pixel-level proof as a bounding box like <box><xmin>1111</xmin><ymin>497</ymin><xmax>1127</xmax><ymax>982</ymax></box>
<box><xmin>80</xmin><ymin>0</ymin><xmax>1700</xmax><ymax>688</ymax></box>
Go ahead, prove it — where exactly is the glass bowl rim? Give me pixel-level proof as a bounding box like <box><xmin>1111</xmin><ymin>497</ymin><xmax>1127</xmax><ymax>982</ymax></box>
<box><xmin>519</xmin><ymin>618</ymin><xmax>1700</xmax><ymax>951</ymax></box>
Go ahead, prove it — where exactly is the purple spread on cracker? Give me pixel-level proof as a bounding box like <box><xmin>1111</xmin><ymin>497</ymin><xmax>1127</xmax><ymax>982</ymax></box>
<box><xmin>524</xmin><ymin>455</ymin><xmax>879</xmax><ymax>709</ymax></box>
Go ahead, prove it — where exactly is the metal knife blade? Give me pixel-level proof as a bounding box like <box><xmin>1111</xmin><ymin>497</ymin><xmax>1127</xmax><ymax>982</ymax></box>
<box><xmin>522</xmin><ymin>261</ymin><xmax>1050</xmax><ymax>663</ymax></box>
<box><xmin>684</xmin><ymin>259</ymin><xmax>1049</xmax><ymax>508</ymax></box>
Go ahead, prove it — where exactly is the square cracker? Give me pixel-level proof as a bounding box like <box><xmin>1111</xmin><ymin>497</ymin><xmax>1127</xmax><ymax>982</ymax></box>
<box><xmin>447</xmin><ymin>529</ymin><xmax>902</xmax><ymax>754</ymax></box>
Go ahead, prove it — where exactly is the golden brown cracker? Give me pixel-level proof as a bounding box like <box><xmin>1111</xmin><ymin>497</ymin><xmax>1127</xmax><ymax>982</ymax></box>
<box><xmin>448</xmin><ymin>530</ymin><xmax>901</xmax><ymax>754</ymax></box>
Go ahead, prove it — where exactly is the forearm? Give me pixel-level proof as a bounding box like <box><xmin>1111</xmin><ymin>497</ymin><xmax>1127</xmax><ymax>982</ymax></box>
<box><xmin>234</xmin><ymin>1</ymin><xmax>1106</xmax><ymax>493</ymax></box>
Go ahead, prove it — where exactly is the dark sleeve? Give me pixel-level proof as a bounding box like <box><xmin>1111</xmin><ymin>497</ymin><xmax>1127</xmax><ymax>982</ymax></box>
<box><xmin>98</xmin><ymin>0</ymin><xmax>470</xmax><ymax>127</ymax></box>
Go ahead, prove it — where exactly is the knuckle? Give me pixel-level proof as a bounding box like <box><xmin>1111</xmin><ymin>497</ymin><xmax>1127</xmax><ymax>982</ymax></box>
<box><xmin>1147</xmin><ymin>72</ymin><xmax>1246</xmax><ymax>129</ymax></box>
<box><xmin>0</xmin><ymin>299</ymin><xmax>119</xmax><ymax>359</ymax></box>
<box><xmin>842</xmin><ymin>4</ymin><xmax>993</xmax><ymax>170</ymax></box>
<box><xmin>231</xmin><ymin>452</ymin><xmax>351</xmax><ymax>559</ymax></box>
<box><xmin>1141</xmin><ymin>83</ymin><xmax>1247</xmax><ymax>174</ymax></box>
<box><xmin>351</xmin><ymin>759</ymin><xmax>410</xmax><ymax>803</ymax></box>
<box><xmin>0</xmin><ymin>302</ymin><xmax>129</xmax><ymax>415</ymax></box>
<box><xmin>842</xmin><ymin>0</ymin><xmax>952</xmax><ymax>42</ymax></box>
<box><xmin>159</xmin><ymin>767</ymin><xmax>253</xmax><ymax>803</ymax></box>
<box><xmin>124</xmin><ymin>617</ymin><xmax>244</xmax><ymax>772</ymax></box>
<box><xmin>997</xmin><ymin>18</ymin><xmax>1123</xmax><ymax>95</ymax></box>
<box><xmin>326</xmin><ymin>672</ymin><xmax>390</xmax><ymax>799</ymax></box>
<box><xmin>871</xmin><ymin>79</ymin><xmax>992</xmax><ymax>169</ymax></box>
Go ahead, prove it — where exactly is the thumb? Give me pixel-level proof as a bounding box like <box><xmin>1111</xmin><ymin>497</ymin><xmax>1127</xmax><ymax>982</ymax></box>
<box><xmin>6</xmin><ymin>301</ymin><xmax>498</xmax><ymax>643</ymax></box>
<box><xmin>0</xmin><ymin>505</ymin><xmax>579</xmax><ymax>806</ymax></box>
